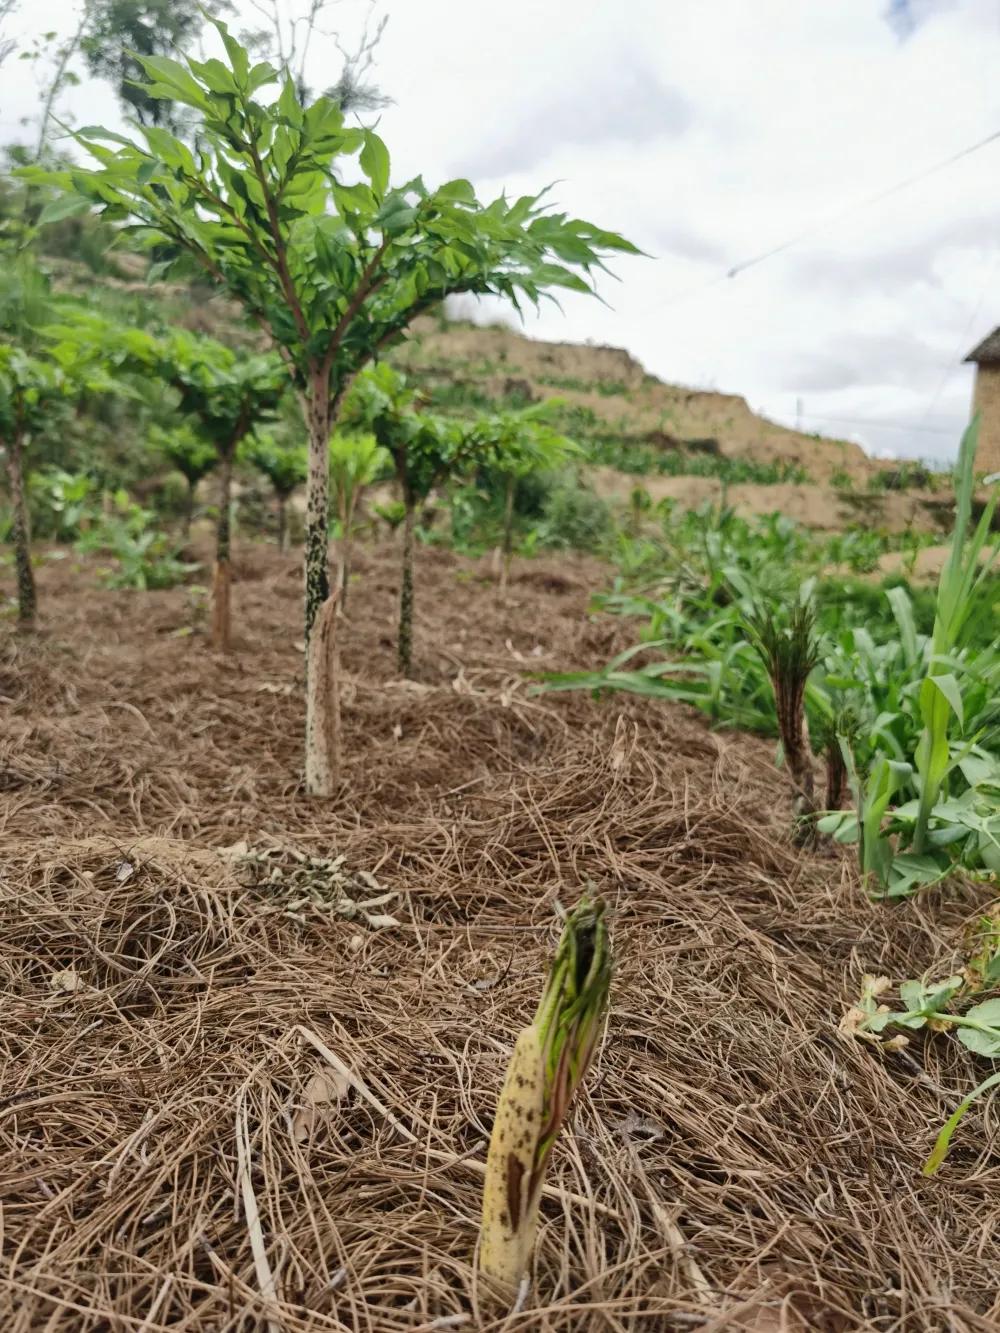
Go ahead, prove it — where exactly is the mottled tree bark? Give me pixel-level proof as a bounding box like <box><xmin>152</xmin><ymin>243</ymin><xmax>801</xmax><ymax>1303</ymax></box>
<box><xmin>337</xmin><ymin>489</ymin><xmax>353</xmax><ymax>611</ymax></box>
<box><xmin>211</xmin><ymin>451</ymin><xmax>233</xmax><ymax>652</ymax></box>
<box><xmin>6</xmin><ymin>433</ymin><xmax>36</xmax><ymax>630</ymax></box>
<box><xmin>277</xmin><ymin>493</ymin><xmax>288</xmax><ymax>553</ymax></box>
<box><xmin>304</xmin><ymin>375</ymin><xmax>336</xmax><ymax>795</ymax></box>
<box><xmin>398</xmin><ymin>496</ymin><xmax>415</xmax><ymax>678</ymax></box>
<box><xmin>305</xmin><ymin>590</ymin><xmax>341</xmax><ymax>796</ymax></box>
<box><xmin>500</xmin><ymin>474</ymin><xmax>516</xmax><ymax>600</ymax></box>
<box><xmin>183</xmin><ymin>476</ymin><xmax>196</xmax><ymax>540</ymax></box>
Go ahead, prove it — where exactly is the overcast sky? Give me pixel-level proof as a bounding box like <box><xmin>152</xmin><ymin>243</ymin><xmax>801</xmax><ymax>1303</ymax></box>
<box><xmin>3</xmin><ymin>0</ymin><xmax>999</xmax><ymax>461</ymax></box>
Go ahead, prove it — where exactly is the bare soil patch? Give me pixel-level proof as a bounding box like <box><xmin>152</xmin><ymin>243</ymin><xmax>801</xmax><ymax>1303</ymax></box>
<box><xmin>0</xmin><ymin>541</ymin><xmax>997</xmax><ymax>1331</ymax></box>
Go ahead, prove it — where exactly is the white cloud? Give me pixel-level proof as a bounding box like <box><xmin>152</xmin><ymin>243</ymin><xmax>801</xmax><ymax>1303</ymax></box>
<box><xmin>2</xmin><ymin>0</ymin><xmax>999</xmax><ymax>461</ymax></box>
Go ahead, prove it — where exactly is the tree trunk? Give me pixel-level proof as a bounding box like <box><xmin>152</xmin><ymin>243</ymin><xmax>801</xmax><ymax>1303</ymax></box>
<box><xmin>305</xmin><ymin>590</ymin><xmax>341</xmax><ymax>797</ymax></box>
<box><xmin>211</xmin><ymin>452</ymin><xmax>233</xmax><ymax>652</ymax></box>
<box><xmin>825</xmin><ymin>739</ymin><xmax>847</xmax><ymax>812</ymax></box>
<box><xmin>398</xmin><ymin>496</ymin><xmax>415</xmax><ymax>678</ymax></box>
<box><xmin>277</xmin><ymin>493</ymin><xmax>288</xmax><ymax>553</ymax></box>
<box><xmin>6</xmin><ymin>434</ymin><xmax>36</xmax><ymax>630</ymax></box>
<box><xmin>183</xmin><ymin>476</ymin><xmax>195</xmax><ymax>540</ymax></box>
<box><xmin>304</xmin><ymin>377</ymin><xmax>334</xmax><ymax>795</ymax></box>
<box><xmin>338</xmin><ymin>492</ymin><xmax>353</xmax><ymax>611</ymax></box>
<box><xmin>500</xmin><ymin>474</ymin><xmax>515</xmax><ymax>599</ymax></box>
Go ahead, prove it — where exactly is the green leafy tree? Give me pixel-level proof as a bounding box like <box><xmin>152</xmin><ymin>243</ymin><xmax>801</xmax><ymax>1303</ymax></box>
<box><xmin>473</xmin><ymin>401</ymin><xmax>579</xmax><ymax>598</ymax></box>
<box><xmin>346</xmin><ymin>364</ymin><xmax>478</xmax><ymax>675</ymax></box>
<box><xmin>115</xmin><ymin>328</ymin><xmax>286</xmax><ymax>650</ymax></box>
<box><xmin>152</xmin><ymin>422</ymin><xmax>218</xmax><ymax>537</ymax></box>
<box><xmin>328</xmin><ymin>431</ymin><xmax>388</xmax><ymax>603</ymax></box>
<box><xmin>0</xmin><ymin>263</ymin><xmax>115</xmax><ymax>627</ymax></box>
<box><xmin>0</xmin><ymin>0</ymin><xmax>17</xmax><ymax>71</ymax></box>
<box><xmin>81</xmin><ymin>0</ymin><xmax>221</xmax><ymax>131</ymax></box>
<box><xmin>1</xmin><ymin>347</ymin><xmax>68</xmax><ymax>625</ymax></box>
<box><xmin>240</xmin><ymin>430</ymin><xmax>307</xmax><ymax>551</ymax></box>
<box><xmin>0</xmin><ymin>364</ymin><xmax>117</xmax><ymax>627</ymax></box>
<box><xmin>30</xmin><ymin>19</ymin><xmax>638</xmax><ymax>791</ymax></box>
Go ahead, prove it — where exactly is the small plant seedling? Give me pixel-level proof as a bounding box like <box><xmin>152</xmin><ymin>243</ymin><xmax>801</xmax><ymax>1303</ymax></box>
<box><xmin>850</xmin><ymin>973</ymin><xmax>1000</xmax><ymax>1172</ymax></box>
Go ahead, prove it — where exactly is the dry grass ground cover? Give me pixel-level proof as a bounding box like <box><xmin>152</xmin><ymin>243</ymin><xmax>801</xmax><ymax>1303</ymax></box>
<box><xmin>0</xmin><ymin>543</ymin><xmax>997</xmax><ymax>1331</ymax></box>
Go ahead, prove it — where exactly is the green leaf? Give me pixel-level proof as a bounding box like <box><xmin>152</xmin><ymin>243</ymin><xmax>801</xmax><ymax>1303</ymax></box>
<box><xmin>956</xmin><ymin>999</ymin><xmax>1000</xmax><ymax>1056</ymax></box>
<box><xmin>359</xmin><ymin>130</ymin><xmax>390</xmax><ymax>197</ymax></box>
<box><xmin>136</xmin><ymin>159</ymin><xmax>162</xmax><ymax>186</ymax></box>
<box><xmin>186</xmin><ymin>56</ymin><xmax>239</xmax><ymax>96</ymax></box>
<box><xmin>133</xmin><ymin>54</ymin><xmax>210</xmax><ymax>110</ymax></box>
<box><xmin>899</xmin><ymin>980</ymin><xmax>926</xmax><ymax>1012</ymax></box>
<box><xmin>928</xmin><ymin>672</ymin><xmax>964</xmax><ymax>727</ymax></box>
<box><xmin>277</xmin><ymin>75</ymin><xmax>303</xmax><ymax>128</ymax></box>
<box><xmin>864</xmin><ymin>1011</ymin><xmax>897</xmax><ymax>1033</ymax></box>
<box><xmin>76</xmin><ymin>125</ymin><xmax>138</xmax><ymax>148</ymax></box>
<box><xmin>885</xmin><ymin>585</ymin><xmax>918</xmax><ymax>665</ymax></box>
<box><xmin>215</xmin><ymin>20</ymin><xmax>250</xmax><ymax>85</ymax></box>
<box><xmin>435</xmin><ymin>178</ymin><xmax>477</xmax><ymax>203</ymax></box>
<box><xmin>36</xmin><ymin>194</ymin><xmax>92</xmax><ymax>224</ymax></box>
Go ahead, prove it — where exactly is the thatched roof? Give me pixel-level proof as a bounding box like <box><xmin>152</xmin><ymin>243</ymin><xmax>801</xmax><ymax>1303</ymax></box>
<box><xmin>965</xmin><ymin>327</ymin><xmax>1000</xmax><ymax>364</ymax></box>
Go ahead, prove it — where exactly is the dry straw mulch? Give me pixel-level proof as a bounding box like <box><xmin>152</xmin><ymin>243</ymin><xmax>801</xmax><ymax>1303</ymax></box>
<box><xmin>1</xmin><ymin>543</ymin><xmax>998</xmax><ymax>1331</ymax></box>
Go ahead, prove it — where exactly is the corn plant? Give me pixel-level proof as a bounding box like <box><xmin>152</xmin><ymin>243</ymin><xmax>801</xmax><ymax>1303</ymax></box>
<box><xmin>479</xmin><ymin>898</ymin><xmax>611</xmax><ymax>1296</ymax></box>
<box><xmin>912</xmin><ymin>418</ymin><xmax>999</xmax><ymax>855</ymax></box>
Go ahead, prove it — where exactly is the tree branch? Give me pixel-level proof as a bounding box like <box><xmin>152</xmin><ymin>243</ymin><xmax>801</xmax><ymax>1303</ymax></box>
<box><xmin>320</xmin><ymin>235</ymin><xmax>390</xmax><ymax>382</ymax></box>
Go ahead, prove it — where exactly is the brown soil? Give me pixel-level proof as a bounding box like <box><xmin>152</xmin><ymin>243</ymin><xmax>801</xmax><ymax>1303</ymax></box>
<box><xmin>1</xmin><ymin>542</ymin><xmax>997</xmax><ymax>1331</ymax></box>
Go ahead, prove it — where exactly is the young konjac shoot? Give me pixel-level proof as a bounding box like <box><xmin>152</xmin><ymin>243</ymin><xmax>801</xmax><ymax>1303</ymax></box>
<box><xmin>479</xmin><ymin>897</ymin><xmax>611</xmax><ymax>1296</ymax></box>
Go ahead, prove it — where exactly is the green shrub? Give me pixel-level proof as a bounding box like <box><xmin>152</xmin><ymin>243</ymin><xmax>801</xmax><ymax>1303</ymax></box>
<box><xmin>27</xmin><ymin>469</ymin><xmax>97</xmax><ymax>540</ymax></box>
<box><xmin>534</xmin><ymin>476</ymin><xmax>613</xmax><ymax>550</ymax></box>
<box><xmin>75</xmin><ymin>492</ymin><xmax>198</xmax><ymax>589</ymax></box>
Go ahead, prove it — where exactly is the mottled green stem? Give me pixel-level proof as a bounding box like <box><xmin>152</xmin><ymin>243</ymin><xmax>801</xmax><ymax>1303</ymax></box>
<box><xmin>6</xmin><ymin>432</ymin><xmax>36</xmax><ymax>630</ymax></box>
<box><xmin>211</xmin><ymin>450</ymin><xmax>233</xmax><ymax>652</ymax></box>
<box><xmin>500</xmin><ymin>474</ymin><xmax>515</xmax><ymax>599</ymax></box>
<box><xmin>277</xmin><ymin>492</ymin><xmax>288</xmax><ymax>552</ymax></box>
<box><xmin>398</xmin><ymin>495</ymin><xmax>415</xmax><ymax>677</ymax></box>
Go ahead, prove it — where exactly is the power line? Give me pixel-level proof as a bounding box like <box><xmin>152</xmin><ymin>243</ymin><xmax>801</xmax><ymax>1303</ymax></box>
<box><xmin>641</xmin><ymin>124</ymin><xmax>1000</xmax><ymax>316</ymax></box>
<box><xmin>798</xmin><ymin>411</ymin><xmax>956</xmax><ymax>436</ymax></box>
<box><xmin>725</xmin><ymin>127</ymin><xmax>1000</xmax><ymax>280</ymax></box>
<box><xmin>918</xmin><ymin>247</ymin><xmax>1000</xmax><ymax>427</ymax></box>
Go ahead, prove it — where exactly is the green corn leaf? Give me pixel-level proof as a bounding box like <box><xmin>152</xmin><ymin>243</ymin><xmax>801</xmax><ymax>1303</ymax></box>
<box><xmin>923</xmin><ymin>1069</ymin><xmax>1000</xmax><ymax>1175</ymax></box>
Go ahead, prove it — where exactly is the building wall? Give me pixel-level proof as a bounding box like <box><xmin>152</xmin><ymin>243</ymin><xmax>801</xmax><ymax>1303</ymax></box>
<box><xmin>971</xmin><ymin>365</ymin><xmax>1000</xmax><ymax>474</ymax></box>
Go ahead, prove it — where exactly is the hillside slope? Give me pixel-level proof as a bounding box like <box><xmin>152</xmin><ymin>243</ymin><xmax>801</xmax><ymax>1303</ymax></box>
<box><xmin>47</xmin><ymin>262</ymin><xmax>956</xmax><ymax>533</ymax></box>
<box><xmin>397</xmin><ymin>317</ymin><xmax>874</xmax><ymax>485</ymax></box>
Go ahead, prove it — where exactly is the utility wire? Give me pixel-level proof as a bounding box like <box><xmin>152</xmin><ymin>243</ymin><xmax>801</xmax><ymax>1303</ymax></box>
<box><xmin>641</xmin><ymin>125</ymin><xmax>1000</xmax><ymax>315</ymax></box>
<box><xmin>917</xmin><ymin>247</ymin><xmax>1000</xmax><ymax>427</ymax></box>
<box><xmin>725</xmin><ymin>127</ymin><xmax>1000</xmax><ymax>280</ymax></box>
<box><xmin>798</xmin><ymin>411</ymin><xmax>955</xmax><ymax>435</ymax></box>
